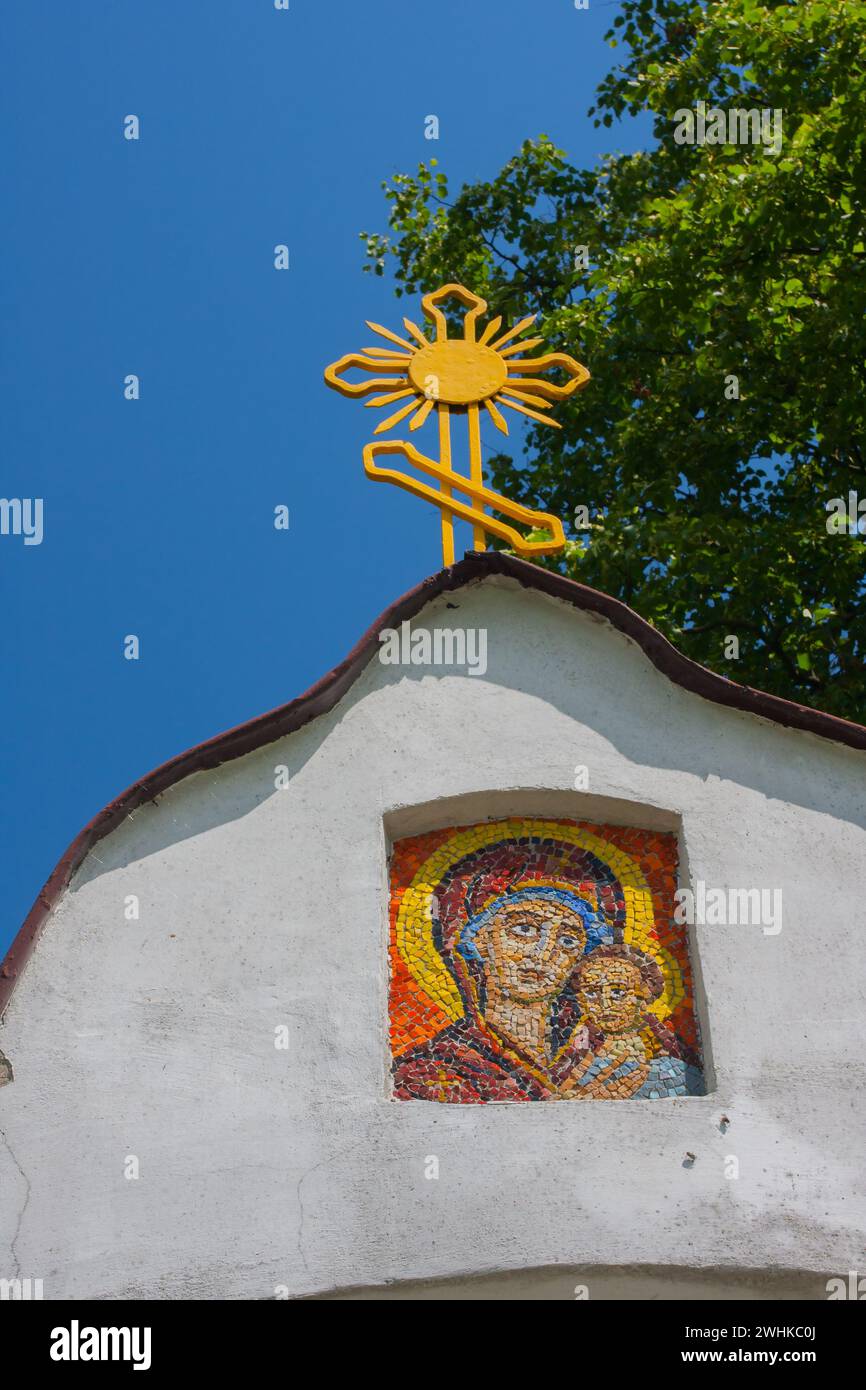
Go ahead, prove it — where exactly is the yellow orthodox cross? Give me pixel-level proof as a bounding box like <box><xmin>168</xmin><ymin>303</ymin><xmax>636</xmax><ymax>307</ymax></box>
<box><xmin>324</xmin><ymin>283</ymin><xmax>590</xmax><ymax>567</ymax></box>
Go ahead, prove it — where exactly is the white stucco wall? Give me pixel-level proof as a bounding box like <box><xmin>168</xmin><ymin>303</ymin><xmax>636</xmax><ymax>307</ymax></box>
<box><xmin>1</xmin><ymin>572</ymin><xmax>864</xmax><ymax>1299</ymax></box>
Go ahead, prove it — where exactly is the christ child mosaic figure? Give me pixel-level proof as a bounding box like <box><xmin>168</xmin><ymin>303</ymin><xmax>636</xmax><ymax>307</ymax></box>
<box><xmin>389</xmin><ymin>819</ymin><xmax>704</xmax><ymax>1102</ymax></box>
<box><xmin>564</xmin><ymin>945</ymin><xmax>703</xmax><ymax>1099</ymax></box>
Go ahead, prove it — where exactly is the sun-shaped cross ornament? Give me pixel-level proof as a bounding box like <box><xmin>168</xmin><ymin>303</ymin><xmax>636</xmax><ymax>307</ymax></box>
<box><xmin>324</xmin><ymin>283</ymin><xmax>590</xmax><ymax>567</ymax></box>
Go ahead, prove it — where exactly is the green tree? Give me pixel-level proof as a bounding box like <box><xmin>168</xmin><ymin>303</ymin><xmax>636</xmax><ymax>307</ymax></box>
<box><xmin>362</xmin><ymin>0</ymin><xmax>866</xmax><ymax>721</ymax></box>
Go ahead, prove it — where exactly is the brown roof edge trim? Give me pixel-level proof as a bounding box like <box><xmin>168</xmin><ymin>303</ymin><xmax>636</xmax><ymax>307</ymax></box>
<box><xmin>2</xmin><ymin>549</ymin><xmax>864</xmax><ymax>1020</ymax></box>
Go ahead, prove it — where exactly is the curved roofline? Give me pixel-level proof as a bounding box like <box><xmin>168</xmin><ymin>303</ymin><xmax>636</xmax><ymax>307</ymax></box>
<box><xmin>2</xmin><ymin>549</ymin><xmax>864</xmax><ymax>1019</ymax></box>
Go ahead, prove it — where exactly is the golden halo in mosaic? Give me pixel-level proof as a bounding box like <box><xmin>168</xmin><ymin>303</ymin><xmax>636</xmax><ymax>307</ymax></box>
<box><xmin>324</xmin><ymin>283</ymin><xmax>590</xmax><ymax>565</ymax></box>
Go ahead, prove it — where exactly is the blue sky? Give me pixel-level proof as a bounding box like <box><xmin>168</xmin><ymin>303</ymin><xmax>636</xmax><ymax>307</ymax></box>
<box><xmin>1</xmin><ymin>0</ymin><xmax>649</xmax><ymax>958</ymax></box>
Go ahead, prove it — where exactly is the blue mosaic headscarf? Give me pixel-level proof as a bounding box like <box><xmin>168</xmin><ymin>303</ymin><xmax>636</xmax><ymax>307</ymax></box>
<box><xmin>457</xmin><ymin>886</ymin><xmax>613</xmax><ymax>963</ymax></box>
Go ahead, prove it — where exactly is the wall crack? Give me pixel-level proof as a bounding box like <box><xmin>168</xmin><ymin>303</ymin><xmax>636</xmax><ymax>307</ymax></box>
<box><xmin>0</xmin><ymin>1125</ymin><xmax>31</xmax><ymax>1281</ymax></box>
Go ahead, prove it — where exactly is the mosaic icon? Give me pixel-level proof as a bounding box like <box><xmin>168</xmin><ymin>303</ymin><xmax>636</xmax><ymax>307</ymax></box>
<box><xmin>389</xmin><ymin>818</ymin><xmax>704</xmax><ymax>1102</ymax></box>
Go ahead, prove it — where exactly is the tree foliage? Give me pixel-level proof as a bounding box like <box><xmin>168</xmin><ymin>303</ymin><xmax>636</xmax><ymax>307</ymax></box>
<box><xmin>362</xmin><ymin>0</ymin><xmax>866</xmax><ymax>720</ymax></box>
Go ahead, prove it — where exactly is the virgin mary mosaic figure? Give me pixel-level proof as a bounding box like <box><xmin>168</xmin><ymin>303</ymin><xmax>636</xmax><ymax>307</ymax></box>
<box><xmin>393</xmin><ymin>880</ymin><xmax>611</xmax><ymax>1101</ymax></box>
<box><xmin>389</xmin><ymin>819</ymin><xmax>704</xmax><ymax>1103</ymax></box>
